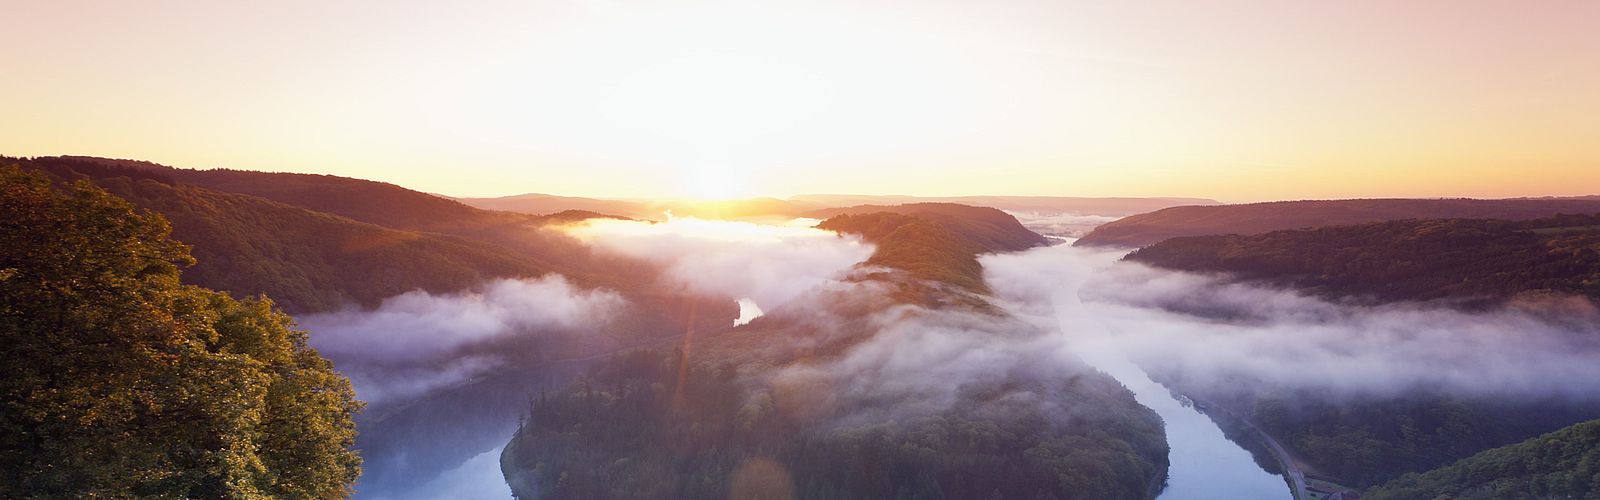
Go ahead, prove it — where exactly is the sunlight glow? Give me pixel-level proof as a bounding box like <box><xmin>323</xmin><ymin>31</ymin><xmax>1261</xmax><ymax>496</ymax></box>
<box><xmin>5</xmin><ymin>1</ymin><xmax>1600</xmax><ymax>199</ymax></box>
<box><xmin>562</xmin><ymin>216</ymin><xmax>850</xmax><ymax>244</ymax></box>
<box><xmin>682</xmin><ymin>165</ymin><xmax>751</xmax><ymax>200</ymax></box>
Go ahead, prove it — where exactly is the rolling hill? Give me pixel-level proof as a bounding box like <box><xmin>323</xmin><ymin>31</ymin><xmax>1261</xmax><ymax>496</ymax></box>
<box><xmin>1364</xmin><ymin>419</ymin><xmax>1600</xmax><ymax>500</ymax></box>
<box><xmin>809</xmin><ymin>203</ymin><xmax>1049</xmax><ymax>252</ymax></box>
<box><xmin>10</xmin><ymin>156</ymin><xmax>650</xmax><ymax>312</ymax></box>
<box><xmin>1126</xmin><ymin>214</ymin><xmax>1600</xmax><ymax>305</ymax></box>
<box><xmin>1077</xmin><ymin>198</ymin><xmax>1600</xmax><ymax>248</ymax></box>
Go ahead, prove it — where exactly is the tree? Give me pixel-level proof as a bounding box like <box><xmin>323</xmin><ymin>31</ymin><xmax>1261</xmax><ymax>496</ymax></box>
<box><xmin>0</xmin><ymin>165</ymin><xmax>361</xmax><ymax>497</ymax></box>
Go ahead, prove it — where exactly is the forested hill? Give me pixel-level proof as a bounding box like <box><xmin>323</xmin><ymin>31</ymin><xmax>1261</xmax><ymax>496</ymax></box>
<box><xmin>816</xmin><ymin>204</ymin><xmax>1046</xmax><ymax>301</ymax></box>
<box><xmin>1077</xmin><ymin>198</ymin><xmax>1600</xmax><ymax>248</ymax></box>
<box><xmin>1126</xmin><ymin>214</ymin><xmax>1600</xmax><ymax>305</ymax></box>
<box><xmin>10</xmin><ymin>156</ymin><xmax>646</xmax><ymax>313</ymax></box>
<box><xmin>170</xmin><ymin>168</ymin><xmax>558</xmax><ymax>235</ymax></box>
<box><xmin>1365</xmin><ymin>419</ymin><xmax>1600</xmax><ymax>499</ymax></box>
<box><xmin>811</xmin><ymin>202</ymin><xmax>1048</xmax><ymax>252</ymax></box>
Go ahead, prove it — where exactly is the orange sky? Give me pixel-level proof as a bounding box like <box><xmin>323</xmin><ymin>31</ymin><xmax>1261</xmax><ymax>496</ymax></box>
<box><xmin>3</xmin><ymin>0</ymin><xmax>1597</xmax><ymax>201</ymax></box>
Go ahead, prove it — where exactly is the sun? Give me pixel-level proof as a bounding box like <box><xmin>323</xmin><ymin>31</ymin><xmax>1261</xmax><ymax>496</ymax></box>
<box><xmin>682</xmin><ymin>165</ymin><xmax>751</xmax><ymax>200</ymax></box>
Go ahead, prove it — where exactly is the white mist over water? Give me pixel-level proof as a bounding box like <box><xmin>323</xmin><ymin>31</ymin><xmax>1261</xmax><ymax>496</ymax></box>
<box><xmin>734</xmin><ymin>297</ymin><xmax>764</xmax><ymax>326</ymax></box>
<box><xmin>563</xmin><ymin>216</ymin><xmax>873</xmax><ymax>309</ymax></box>
<box><xmin>301</xmin><ymin>275</ymin><xmax>625</xmax><ymax>404</ymax></box>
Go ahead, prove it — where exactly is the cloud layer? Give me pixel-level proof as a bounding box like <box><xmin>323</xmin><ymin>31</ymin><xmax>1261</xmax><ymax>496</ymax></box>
<box><xmin>983</xmin><ymin>243</ymin><xmax>1600</xmax><ymax>401</ymax></box>
<box><xmin>563</xmin><ymin>216</ymin><xmax>873</xmax><ymax>310</ymax></box>
<box><xmin>300</xmin><ymin>275</ymin><xmax>625</xmax><ymax>404</ymax></box>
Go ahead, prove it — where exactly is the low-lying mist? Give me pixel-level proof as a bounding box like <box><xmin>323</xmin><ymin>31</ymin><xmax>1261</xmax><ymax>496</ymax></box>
<box><xmin>765</xmin><ymin>239</ymin><xmax>1600</xmax><ymax>434</ymax></box>
<box><xmin>300</xmin><ymin>275</ymin><xmax>624</xmax><ymax>404</ymax></box>
<box><xmin>562</xmin><ymin>216</ymin><xmax>874</xmax><ymax>313</ymax></box>
<box><xmin>983</xmin><ymin>243</ymin><xmax>1600</xmax><ymax>402</ymax></box>
<box><xmin>298</xmin><ymin>217</ymin><xmax>874</xmax><ymax>406</ymax></box>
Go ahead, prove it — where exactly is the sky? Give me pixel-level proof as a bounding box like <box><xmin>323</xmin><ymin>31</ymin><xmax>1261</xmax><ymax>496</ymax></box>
<box><xmin>3</xmin><ymin>0</ymin><xmax>1597</xmax><ymax>201</ymax></box>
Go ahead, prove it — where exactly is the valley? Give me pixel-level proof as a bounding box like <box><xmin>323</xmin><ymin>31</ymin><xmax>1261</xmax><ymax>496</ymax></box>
<box><xmin>7</xmin><ymin>156</ymin><xmax>1598</xmax><ymax>499</ymax></box>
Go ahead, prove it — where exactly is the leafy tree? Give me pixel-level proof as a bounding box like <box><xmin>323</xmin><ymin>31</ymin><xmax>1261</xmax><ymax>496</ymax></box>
<box><xmin>0</xmin><ymin>165</ymin><xmax>361</xmax><ymax>497</ymax></box>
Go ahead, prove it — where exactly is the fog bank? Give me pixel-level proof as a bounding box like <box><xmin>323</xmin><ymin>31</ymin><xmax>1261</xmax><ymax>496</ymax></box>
<box><xmin>300</xmin><ymin>275</ymin><xmax>624</xmax><ymax>404</ymax></box>
<box><xmin>983</xmin><ymin>244</ymin><xmax>1600</xmax><ymax>401</ymax></box>
<box><xmin>563</xmin><ymin>216</ymin><xmax>873</xmax><ymax>309</ymax></box>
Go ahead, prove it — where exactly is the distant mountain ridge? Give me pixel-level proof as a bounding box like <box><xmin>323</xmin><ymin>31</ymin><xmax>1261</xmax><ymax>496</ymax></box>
<box><xmin>795</xmin><ymin>194</ymin><xmax>1217</xmax><ymax>216</ymax></box>
<box><xmin>453</xmin><ymin>193</ymin><xmax>827</xmax><ymax>220</ymax></box>
<box><xmin>456</xmin><ymin>192</ymin><xmax>1216</xmax><ymax>220</ymax></box>
<box><xmin>1077</xmin><ymin>198</ymin><xmax>1600</xmax><ymax>248</ymax></box>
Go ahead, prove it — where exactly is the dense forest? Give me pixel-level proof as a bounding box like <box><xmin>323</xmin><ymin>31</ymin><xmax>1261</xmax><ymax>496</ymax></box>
<box><xmin>1078</xmin><ymin>198</ymin><xmax>1600</xmax><ymax>247</ymax></box>
<box><xmin>1127</xmin><ymin>214</ymin><xmax>1600</xmax><ymax>305</ymax></box>
<box><xmin>0</xmin><ymin>165</ymin><xmax>361</xmax><ymax>496</ymax></box>
<box><xmin>502</xmin><ymin>209</ymin><xmax>1169</xmax><ymax>499</ymax></box>
<box><xmin>1365</xmin><ymin>418</ymin><xmax>1600</xmax><ymax>499</ymax></box>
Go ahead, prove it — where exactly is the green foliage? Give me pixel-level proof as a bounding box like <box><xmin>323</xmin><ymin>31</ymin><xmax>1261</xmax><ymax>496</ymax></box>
<box><xmin>1128</xmin><ymin>215</ymin><xmax>1600</xmax><ymax>304</ymax></box>
<box><xmin>0</xmin><ymin>165</ymin><xmax>361</xmax><ymax>497</ymax></box>
<box><xmin>1365</xmin><ymin>419</ymin><xmax>1600</xmax><ymax>499</ymax></box>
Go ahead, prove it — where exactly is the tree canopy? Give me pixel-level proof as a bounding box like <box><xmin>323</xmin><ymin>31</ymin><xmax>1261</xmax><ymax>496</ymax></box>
<box><xmin>0</xmin><ymin>165</ymin><xmax>362</xmax><ymax>497</ymax></box>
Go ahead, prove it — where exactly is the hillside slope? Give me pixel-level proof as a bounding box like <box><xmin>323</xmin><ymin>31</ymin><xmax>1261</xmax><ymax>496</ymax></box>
<box><xmin>1126</xmin><ymin>214</ymin><xmax>1600</xmax><ymax>305</ymax></box>
<box><xmin>171</xmin><ymin>168</ymin><xmax>544</xmax><ymax>234</ymax></box>
<box><xmin>1365</xmin><ymin>419</ymin><xmax>1600</xmax><ymax>500</ymax></box>
<box><xmin>16</xmin><ymin>157</ymin><xmax>559</xmax><ymax>313</ymax></box>
<box><xmin>1078</xmin><ymin>198</ymin><xmax>1600</xmax><ymax>248</ymax></box>
<box><xmin>11</xmin><ymin>157</ymin><xmax>642</xmax><ymax>312</ymax></box>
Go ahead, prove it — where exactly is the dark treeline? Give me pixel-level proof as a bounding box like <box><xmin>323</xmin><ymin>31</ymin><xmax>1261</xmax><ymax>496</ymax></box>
<box><xmin>1078</xmin><ymin>198</ymin><xmax>1600</xmax><ymax>247</ymax></box>
<box><xmin>1128</xmin><ymin>214</ymin><xmax>1600</xmax><ymax>305</ymax></box>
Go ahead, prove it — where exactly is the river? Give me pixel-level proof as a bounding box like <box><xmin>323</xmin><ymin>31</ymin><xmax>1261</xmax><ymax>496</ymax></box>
<box><xmin>1089</xmin><ymin>351</ymin><xmax>1291</xmax><ymax>499</ymax></box>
